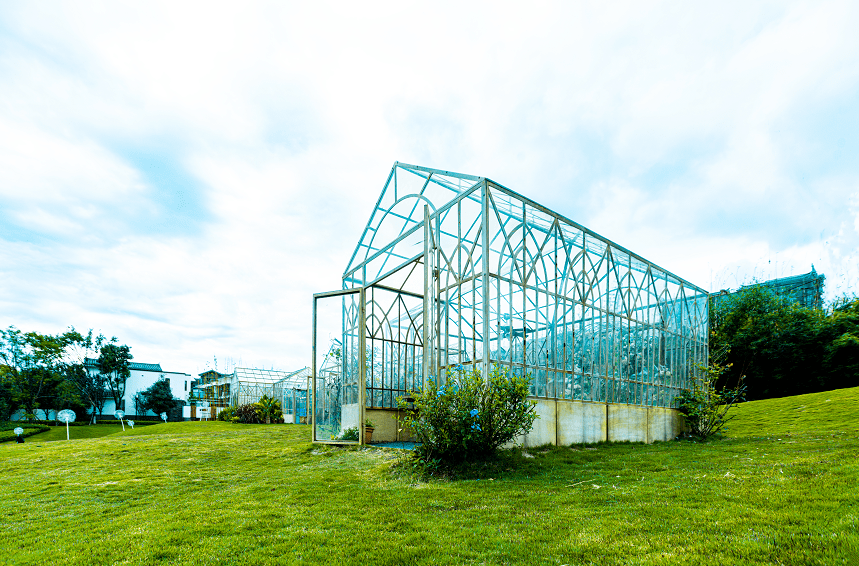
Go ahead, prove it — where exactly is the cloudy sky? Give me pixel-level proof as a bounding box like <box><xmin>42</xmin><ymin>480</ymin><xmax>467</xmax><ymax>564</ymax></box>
<box><xmin>1</xmin><ymin>1</ymin><xmax>858</xmax><ymax>375</ymax></box>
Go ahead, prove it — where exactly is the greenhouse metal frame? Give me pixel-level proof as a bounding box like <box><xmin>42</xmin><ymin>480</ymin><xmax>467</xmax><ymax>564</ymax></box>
<box><xmin>312</xmin><ymin>162</ymin><xmax>709</xmax><ymax>445</ymax></box>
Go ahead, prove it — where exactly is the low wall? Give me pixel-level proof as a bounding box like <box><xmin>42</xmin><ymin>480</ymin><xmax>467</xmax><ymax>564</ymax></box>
<box><xmin>360</xmin><ymin>401</ymin><xmax>682</xmax><ymax>445</ymax></box>
<box><xmin>515</xmin><ymin>399</ymin><xmax>685</xmax><ymax>447</ymax></box>
<box><xmin>365</xmin><ymin>408</ymin><xmax>414</xmax><ymax>442</ymax></box>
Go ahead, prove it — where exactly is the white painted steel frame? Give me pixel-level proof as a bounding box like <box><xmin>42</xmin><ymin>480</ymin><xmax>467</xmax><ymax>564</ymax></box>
<box><xmin>311</xmin><ymin>288</ymin><xmax>366</xmax><ymax>445</ymax></box>
<box><xmin>315</xmin><ymin>162</ymin><xmax>709</xmax><ymax>444</ymax></box>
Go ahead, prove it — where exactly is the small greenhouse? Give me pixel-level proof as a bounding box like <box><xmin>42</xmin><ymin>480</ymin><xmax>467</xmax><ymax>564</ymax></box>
<box><xmin>274</xmin><ymin>367</ymin><xmax>311</xmax><ymax>424</ymax></box>
<box><xmin>312</xmin><ymin>163</ymin><xmax>709</xmax><ymax>445</ymax></box>
<box><xmin>191</xmin><ymin>367</ymin><xmax>310</xmax><ymax>422</ymax></box>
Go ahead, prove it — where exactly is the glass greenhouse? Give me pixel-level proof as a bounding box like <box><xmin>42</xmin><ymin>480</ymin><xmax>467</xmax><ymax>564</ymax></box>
<box><xmin>312</xmin><ymin>163</ymin><xmax>709</xmax><ymax>445</ymax></box>
<box><xmin>190</xmin><ymin>367</ymin><xmax>309</xmax><ymax>422</ymax></box>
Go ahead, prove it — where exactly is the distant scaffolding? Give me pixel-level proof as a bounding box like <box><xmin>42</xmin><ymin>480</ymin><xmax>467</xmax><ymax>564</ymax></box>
<box><xmin>313</xmin><ymin>163</ymin><xmax>709</xmax><ymax>443</ymax></box>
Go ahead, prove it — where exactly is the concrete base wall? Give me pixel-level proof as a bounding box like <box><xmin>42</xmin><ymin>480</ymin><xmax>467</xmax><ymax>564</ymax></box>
<box><xmin>517</xmin><ymin>399</ymin><xmax>684</xmax><ymax>447</ymax></box>
<box><xmin>365</xmin><ymin>408</ymin><xmax>414</xmax><ymax>442</ymax></box>
<box><xmin>351</xmin><ymin>401</ymin><xmax>682</xmax><ymax>446</ymax></box>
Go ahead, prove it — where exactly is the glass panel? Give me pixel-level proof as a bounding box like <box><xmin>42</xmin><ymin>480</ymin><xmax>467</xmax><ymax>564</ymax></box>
<box><xmin>314</xmin><ymin>292</ymin><xmax>361</xmax><ymax>442</ymax></box>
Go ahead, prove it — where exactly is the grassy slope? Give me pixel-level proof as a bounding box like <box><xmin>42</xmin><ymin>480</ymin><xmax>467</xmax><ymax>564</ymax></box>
<box><xmin>0</xmin><ymin>391</ymin><xmax>857</xmax><ymax>566</ymax></box>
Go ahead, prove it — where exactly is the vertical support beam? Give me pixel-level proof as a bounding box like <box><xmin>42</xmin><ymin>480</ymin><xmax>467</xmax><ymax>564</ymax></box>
<box><xmin>359</xmin><ymin>287</ymin><xmax>367</xmax><ymax>444</ymax></box>
<box><xmin>311</xmin><ymin>296</ymin><xmax>318</xmax><ymax>441</ymax></box>
<box><xmin>481</xmin><ymin>180</ymin><xmax>491</xmax><ymax>381</ymax></box>
<box><xmin>422</xmin><ymin>205</ymin><xmax>432</xmax><ymax>389</ymax></box>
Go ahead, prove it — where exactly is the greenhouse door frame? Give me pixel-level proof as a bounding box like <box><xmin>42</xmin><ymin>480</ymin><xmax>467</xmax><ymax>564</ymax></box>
<box><xmin>312</xmin><ymin>287</ymin><xmax>367</xmax><ymax>445</ymax></box>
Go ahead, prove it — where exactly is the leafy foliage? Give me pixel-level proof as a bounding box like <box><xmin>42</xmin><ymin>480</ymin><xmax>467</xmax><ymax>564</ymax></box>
<box><xmin>139</xmin><ymin>379</ymin><xmax>177</xmax><ymax>416</ymax></box>
<box><xmin>712</xmin><ymin>288</ymin><xmax>859</xmax><ymax>400</ymax></box>
<box><xmin>676</xmin><ymin>355</ymin><xmax>746</xmax><ymax>439</ymax></box>
<box><xmin>335</xmin><ymin>426</ymin><xmax>359</xmax><ymax>441</ymax></box>
<box><xmin>0</xmin><ymin>327</ymin><xmax>68</xmax><ymax>418</ymax></box>
<box><xmin>400</xmin><ymin>365</ymin><xmax>537</xmax><ymax>472</ymax></box>
<box><xmin>98</xmin><ymin>343</ymin><xmax>133</xmax><ymax>412</ymax></box>
<box><xmin>255</xmin><ymin>395</ymin><xmax>282</xmax><ymax>424</ymax></box>
<box><xmin>0</xmin><ymin>423</ymin><xmax>50</xmax><ymax>443</ymax></box>
<box><xmin>62</xmin><ymin>328</ymin><xmax>112</xmax><ymax>423</ymax></box>
<box><xmin>217</xmin><ymin>406</ymin><xmax>237</xmax><ymax>422</ymax></box>
<box><xmin>133</xmin><ymin>390</ymin><xmax>148</xmax><ymax>416</ymax></box>
<box><xmin>233</xmin><ymin>404</ymin><xmax>259</xmax><ymax>424</ymax></box>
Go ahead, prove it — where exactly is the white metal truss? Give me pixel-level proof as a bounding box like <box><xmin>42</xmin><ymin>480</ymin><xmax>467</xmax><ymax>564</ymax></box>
<box><xmin>313</xmin><ymin>162</ymin><xmax>709</xmax><ymax>441</ymax></box>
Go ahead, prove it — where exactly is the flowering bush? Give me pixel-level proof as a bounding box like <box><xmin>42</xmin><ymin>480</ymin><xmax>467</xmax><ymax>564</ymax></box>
<box><xmin>400</xmin><ymin>365</ymin><xmax>537</xmax><ymax>469</ymax></box>
<box><xmin>217</xmin><ymin>406</ymin><xmax>237</xmax><ymax>422</ymax></box>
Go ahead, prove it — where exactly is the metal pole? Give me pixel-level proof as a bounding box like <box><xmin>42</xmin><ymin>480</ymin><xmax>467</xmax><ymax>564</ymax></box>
<box><xmin>422</xmin><ymin>205</ymin><xmax>431</xmax><ymax>389</ymax></box>
<box><xmin>481</xmin><ymin>180</ymin><xmax>491</xmax><ymax>381</ymax></box>
<box><xmin>359</xmin><ymin>287</ymin><xmax>366</xmax><ymax>445</ymax></box>
<box><xmin>311</xmin><ymin>295</ymin><xmax>317</xmax><ymax>441</ymax></box>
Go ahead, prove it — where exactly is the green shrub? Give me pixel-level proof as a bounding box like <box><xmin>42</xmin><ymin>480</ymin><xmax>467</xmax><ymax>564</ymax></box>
<box><xmin>234</xmin><ymin>404</ymin><xmax>259</xmax><ymax>424</ymax></box>
<box><xmin>0</xmin><ymin>424</ymin><xmax>50</xmax><ymax>443</ymax></box>
<box><xmin>217</xmin><ymin>406</ymin><xmax>237</xmax><ymax>422</ymax></box>
<box><xmin>29</xmin><ymin>419</ymin><xmax>89</xmax><ymax>427</ymax></box>
<box><xmin>255</xmin><ymin>395</ymin><xmax>282</xmax><ymax>424</ymax></box>
<box><xmin>677</xmin><ymin>357</ymin><xmax>745</xmax><ymax>439</ymax></box>
<box><xmin>400</xmin><ymin>365</ymin><xmax>537</xmax><ymax>472</ymax></box>
<box><xmin>334</xmin><ymin>426</ymin><xmax>359</xmax><ymax>441</ymax></box>
<box><xmin>96</xmin><ymin>419</ymin><xmax>159</xmax><ymax>426</ymax></box>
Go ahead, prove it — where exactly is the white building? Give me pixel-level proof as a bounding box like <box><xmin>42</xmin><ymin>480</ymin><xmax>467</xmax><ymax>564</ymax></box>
<box><xmin>84</xmin><ymin>358</ymin><xmax>192</xmax><ymax>418</ymax></box>
<box><xmin>11</xmin><ymin>359</ymin><xmax>192</xmax><ymax>421</ymax></box>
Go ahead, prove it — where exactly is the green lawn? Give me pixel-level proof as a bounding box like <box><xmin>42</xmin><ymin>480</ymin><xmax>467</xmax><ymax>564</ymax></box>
<box><xmin>22</xmin><ymin>423</ymin><xmax>127</xmax><ymax>442</ymax></box>
<box><xmin>1</xmin><ymin>389</ymin><xmax>857</xmax><ymax>565</ymax></box>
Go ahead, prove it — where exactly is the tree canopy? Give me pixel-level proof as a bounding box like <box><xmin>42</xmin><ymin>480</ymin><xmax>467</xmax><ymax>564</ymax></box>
<box><xmin>98</xmin><ymin>343</ymin><xmax>133</xmax><ymax>412</ymax></box>
<box><xmin>711</xmin><ymin>288</ymin><xmax>859</xmax><ymax>400</ymax></box>
<box><xmin>0</xmin><ymin>327</ymin><xmax>70</xmax><ymax>420</ymax></box>
<box><xmin>139</xmin><ymin>379</ymin><xmax>177</xmax><ymax>416</ymax></box>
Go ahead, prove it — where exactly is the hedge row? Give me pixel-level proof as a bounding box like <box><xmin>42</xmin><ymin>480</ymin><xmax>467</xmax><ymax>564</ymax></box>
<box><xmin>95</xmin><ymin>420</ymin><xmax>160</xmax><ymax>426</ymax></box>
<box><xmin>0</xmin><ymin>424</ymin><xmax>50</xmax><ymax>443</ymax></box>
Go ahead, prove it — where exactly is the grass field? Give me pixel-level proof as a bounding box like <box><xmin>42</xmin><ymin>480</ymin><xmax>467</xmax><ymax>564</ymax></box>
<box><xmin>1</xmin><ymin>388</ymin><xmax>857</xmax><ymax>565</ymax></box>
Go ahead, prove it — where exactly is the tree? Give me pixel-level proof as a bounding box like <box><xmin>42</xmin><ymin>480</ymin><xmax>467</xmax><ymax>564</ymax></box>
<box><xmin>132</xmin><ymin>390</ymin><xmax>148</xmax><ymax>416</ymax></box>
<box><xmin>712</xmin><ymin>288</ymin><xmax>859</xmax><ymax>400</ymax></box>
<box><xmin>0</xmin><ymin>327</ymin><xmax>67</xmax><ymax>420</ymax></box>
<box><xmin>141</xmin><ymin>379</ymin><xmax>177</xmax><ymax>417</ymax></box>
<box><xmin>62</xmin><ymin>328</ymin><xmax>112</xmax><ymax>424</ymax></box>
<box><xmin>98</xmin><ymin>343</ymin><xmax>133</xmax><ymax>412</ymax></box>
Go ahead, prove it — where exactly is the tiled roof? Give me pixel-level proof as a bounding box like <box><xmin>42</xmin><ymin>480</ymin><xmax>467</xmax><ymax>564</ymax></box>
<box><xmin>84</xmin><ymin>358</ymin><xmax>163</xmax><ymax>372</ymax></box>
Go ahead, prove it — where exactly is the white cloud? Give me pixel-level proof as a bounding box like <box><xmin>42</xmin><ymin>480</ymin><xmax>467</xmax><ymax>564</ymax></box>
<box><xmin>1</xmin><ymin>1</ymin><xmax>858</xmax><ymax>375</ymax></box>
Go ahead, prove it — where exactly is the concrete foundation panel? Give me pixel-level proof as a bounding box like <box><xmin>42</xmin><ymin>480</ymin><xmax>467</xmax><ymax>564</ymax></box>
<box><xmin>557</xmin><ymin>401</ymin><xmax>607</xmax><ymax>444</ymax></box>
<box><xmin>518</xmin><ymin>400</ymin><xmax>681</xmax><ymax>446</ymax></box>
<box><xmin>607</xmin><ymin>405</ymin><xmax>648</xmax><ymax>443</ymax></box>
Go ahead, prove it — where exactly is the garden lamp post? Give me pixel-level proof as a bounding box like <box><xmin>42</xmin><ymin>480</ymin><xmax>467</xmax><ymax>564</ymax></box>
<box><xmin>13</xmin><ymin>427</ymin><xmax>23</xmax><ymax>443</ymax></box>
<box><xmin>57</xmin><ymin>409</ymin><xmax>76</xmax><ymax>441</ymax></box>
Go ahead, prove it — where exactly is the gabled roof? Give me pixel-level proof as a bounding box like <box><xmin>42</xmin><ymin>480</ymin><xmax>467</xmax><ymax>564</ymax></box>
<box><xmin>275</xmin><ymin>366</ymin><xmax>310</xmax><ymax>389</ymax></box>
<box><xmin>345</xmin><ymin>162</ymin><xmax>485</xmax><ymax>276</ymax></box>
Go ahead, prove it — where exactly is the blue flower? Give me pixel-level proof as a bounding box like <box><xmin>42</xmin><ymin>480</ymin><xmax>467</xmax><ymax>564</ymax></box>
<box><xmin>471</xmin><ymin>423</ymin><xmax>481</xmax><ymax>431</ymax></box>
<box><xmin>437</xmin><ymin>387</ymin><xmax>445</xmax><ymax>397</ymax></box>
<box><xmin>469</xmin><ymin>408</ymin><xmax>479</xmax><ymax>417</ymax></box>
